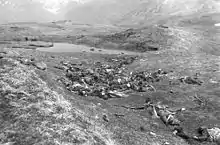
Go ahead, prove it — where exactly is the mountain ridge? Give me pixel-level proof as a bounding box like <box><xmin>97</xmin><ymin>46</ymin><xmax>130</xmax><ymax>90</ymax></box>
<box><xmin>64</xmin><ymin>0</ymin><xmax>220</xmax><ymax>26</ymax></box>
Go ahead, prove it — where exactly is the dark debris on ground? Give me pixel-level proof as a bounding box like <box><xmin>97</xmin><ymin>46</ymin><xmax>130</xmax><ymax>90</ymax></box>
<box><xmin>55</xmin><ymin>55</ymin><xmax>203</xmax><ymax>100</ymax></box>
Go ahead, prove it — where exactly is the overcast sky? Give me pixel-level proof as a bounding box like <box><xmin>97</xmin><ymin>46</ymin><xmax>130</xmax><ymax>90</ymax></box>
<box><xmin>38</xmin><ymin>0</ymin><xmax>94</xmax><ymax>13</ymax></box>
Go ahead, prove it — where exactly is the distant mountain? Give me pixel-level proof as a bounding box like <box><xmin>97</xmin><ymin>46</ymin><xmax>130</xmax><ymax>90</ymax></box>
<box><xmin>0</xmin><ymin>0</ymin><xmax>56</xmax><ymax>24</ymax></box>
<box><xmin>2</xmin><ymin>0</ymin><xmax>220</xmax><ymax>26</ymax></box>
<box><xmin>65</xmin><ymin>0</ymin><xmax>142</xmax><ymax>24</ymax></box>
<box><xmin>65</xmin><ymin>0</ymin><xmax>220</xmax><ymax>26</ymax></box>
<box><xmin>56</xmin><ymin>0</ymin><xmax>79</xmax><ymax>19</ymax></box>
<box><xmin>118</xmin><ymin>0</ymin><xmax>220</xmax><ymax>26</ymax></box>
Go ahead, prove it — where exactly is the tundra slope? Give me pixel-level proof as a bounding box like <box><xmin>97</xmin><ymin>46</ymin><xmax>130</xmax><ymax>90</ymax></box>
<box><xmin>1</xmin><ymin>20</ymin><xmax>220</xmax><ymax>145</ymax></box>
<box><xmin>0</xmin><ymin>48</ymin><xmax>189</xmax><ymax>145</ymax></box>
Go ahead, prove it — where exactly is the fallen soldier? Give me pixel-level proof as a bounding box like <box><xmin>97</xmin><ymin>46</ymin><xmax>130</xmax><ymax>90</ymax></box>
<box><xmin>193</xmin><ymin>126</ymin><xmax>220</xmax><ymax>144</ymax></box>
<box><xmin>151</xmin><ymin>103</ymin><xmax>184</xmax><ymax>126</ymax></box>
<box><xmin>179</xmin><ymin>76</ymin><xmax>203</xmax><ymax>85</ymax></box>
<box><xmin>173</xmin><ymin>126</ymin><xmax>192</xmax><ymax>140</ymax></box>
<box><xmin>108</xmin><ymin>90</ymin><xmax>129</xmax><ymax>98</ymax></box>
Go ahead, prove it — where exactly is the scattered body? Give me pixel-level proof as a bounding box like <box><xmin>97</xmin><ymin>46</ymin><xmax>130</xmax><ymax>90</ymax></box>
<box><xmin>193</xmin><ymin>126</ymin><xmax>220</xmax><ymax>144</ymax></box>
<box><xmin>151</xmin><ymin>103</ymin><xmax>183</xmax><ymax>126</ymax></box>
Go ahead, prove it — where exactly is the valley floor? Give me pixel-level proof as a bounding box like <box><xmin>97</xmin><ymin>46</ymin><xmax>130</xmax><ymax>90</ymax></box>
<box><xmin>0</xmin><ymin>22</ymin><xmax>220</xmax><ymax>145</ymax></box>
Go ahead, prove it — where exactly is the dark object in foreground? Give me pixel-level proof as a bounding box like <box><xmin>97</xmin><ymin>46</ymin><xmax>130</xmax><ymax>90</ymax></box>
<box><xmin>147</xmin><ymin>45</ymin><xmax>159</xmax><ymax>51</ymax></box>
<box><xmin>60</xmin><ymin>55</ymin><xmax>180</xmax><ymax>100</ymax></box>
<box><xmin>179</xmin><ymin>76</ymin><xmax>203</xmax><ymax>85</ymax></box>
<box><xmin>173</xmin><ymin>127</ymin><xmax>191</xmax><ymax>140</ymax></box>
<box><xmin>102</xmin><ymin>114</ymin><xmax>109</xmax><ymax>122</ymax></box>
<box><xmin>158</xmin><ymin>25</ymin><xmax>169</xmax><ymax>29</ymax></box>
<box><xmin>151</xmin><ymin>103</ymin><xmax>183</xmax><ymax>126</ymax></box>
<box><xmin>193</xmin><ymin>126</ymin><xmax>220</xmax><ymax>144</ymax></box>
<box><xmin>29</xmin><ymin>43</ymin><xmax>53</xmax><ymax>47</ymax></box>
<box><xmin>12</xmin><ymin>45</ymin><xmax>37</xmax><ymax>49</ymax></box>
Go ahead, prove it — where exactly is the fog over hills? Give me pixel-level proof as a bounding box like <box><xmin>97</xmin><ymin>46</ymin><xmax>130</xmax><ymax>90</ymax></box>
<box><xmin>65</xmin><ymin>0</ymin><xmax>220</xmax><ymax>26</ymax></box>
<box><xmin>65</xmin><ymin>0</ymin><xmax>143</xmax><ymax>24</ymax></box>
<box><xmin>0</xmin><ymin>0</ymin><xmax>56</xmax><ymax>24</ymax></box>
<box><xmin>1</xmin><ymin>0</ymin><xmax>220</xmax><ymax>25</ymax></box>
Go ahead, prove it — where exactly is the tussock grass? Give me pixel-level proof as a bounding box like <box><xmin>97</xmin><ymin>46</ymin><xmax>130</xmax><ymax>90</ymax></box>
<box><xmin>0</xmin><ymin>58</ymin><xmax>117</xmax><ymax>145</ymax></box>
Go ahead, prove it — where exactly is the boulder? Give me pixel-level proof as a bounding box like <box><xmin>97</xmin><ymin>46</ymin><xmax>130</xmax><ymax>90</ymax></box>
<box><xmin>34</xmin><ymin>62</ymin><xmax>47</xmax><ymax>70</ymax></box>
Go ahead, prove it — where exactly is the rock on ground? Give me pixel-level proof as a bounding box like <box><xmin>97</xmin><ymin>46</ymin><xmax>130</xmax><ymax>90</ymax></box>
<box><xmin>34</xmin><ymin>62</ymin><xmax>47</xmax><ymax>70</ymax></box>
